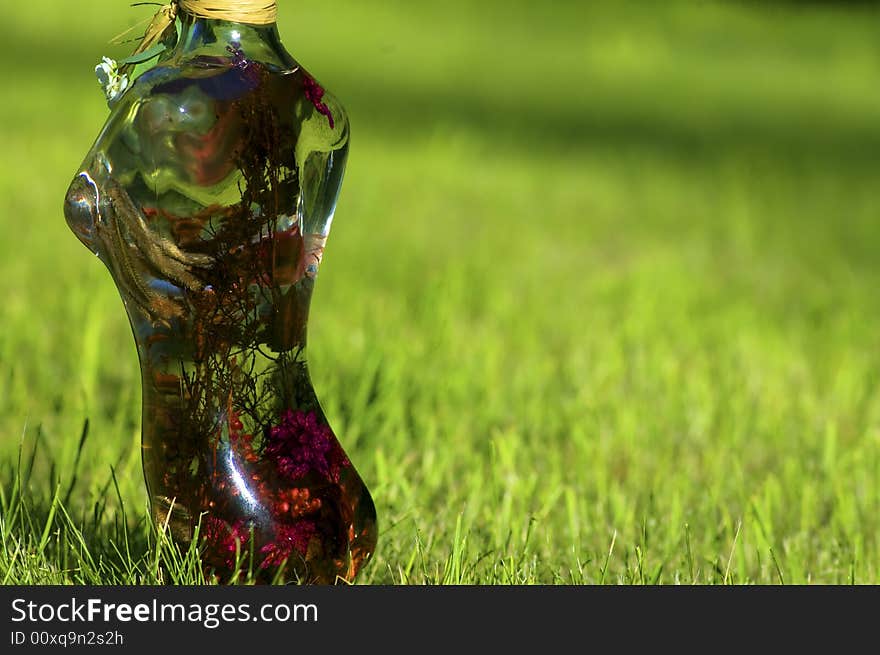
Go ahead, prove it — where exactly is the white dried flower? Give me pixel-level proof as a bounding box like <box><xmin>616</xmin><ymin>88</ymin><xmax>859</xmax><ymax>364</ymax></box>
<box><xmin>95</xmin><ymin>57</ymin><xmax>130</xmax><ymax>106</ymax></box>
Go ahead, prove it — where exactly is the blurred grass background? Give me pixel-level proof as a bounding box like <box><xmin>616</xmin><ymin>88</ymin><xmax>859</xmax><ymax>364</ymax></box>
<box><xmin>2</xmin><ymin>0</ymin><xmax>880</xmax><ymax>583</ymax></box>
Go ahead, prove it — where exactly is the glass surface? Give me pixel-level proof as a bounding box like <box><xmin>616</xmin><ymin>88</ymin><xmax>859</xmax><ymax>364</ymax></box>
<box><xmin>64</xmin><ymin>16</ymin><xmax>376</xmax><ymax>584</ymax></box>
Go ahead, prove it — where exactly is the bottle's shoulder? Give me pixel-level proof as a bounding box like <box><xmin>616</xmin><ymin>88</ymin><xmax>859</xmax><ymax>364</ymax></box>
<box><xmin>118</xmin><ymin>57</ymin><xmax>349</xmax><ymax>137</ymax></box>
<box><xmin>88</xmin><ymin>56</ymin><xmax>349</xmax><ymax>196</ymax></box>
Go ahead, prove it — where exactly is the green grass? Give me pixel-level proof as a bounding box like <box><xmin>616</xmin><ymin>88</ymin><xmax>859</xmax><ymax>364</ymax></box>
<box><xmin>2</xmin><ymin>0</ymin><xmax>880</xmax><ymax>584</ymax></box>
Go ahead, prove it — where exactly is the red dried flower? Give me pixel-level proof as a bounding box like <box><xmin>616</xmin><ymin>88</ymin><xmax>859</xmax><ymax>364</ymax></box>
<box><xmin>275</xmin><ymin>487</ymin><xmax>322</xmax><ymax>518</ymax></box>
<box><xmin>228</xmin><ymin>413</ymin><xmax>259</xmax><ymax>463</ymax></box>
<box><xmin>302</xmin><ymin>75</ymin><xmax>335</xmax><ymax>129</ymax></box>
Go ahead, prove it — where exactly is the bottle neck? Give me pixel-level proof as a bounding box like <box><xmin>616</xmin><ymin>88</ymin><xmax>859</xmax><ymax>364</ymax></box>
<box><xmin>171</xmin><ymin>14</ymin><xmax>295</xmax><ymax>70</ymax></box>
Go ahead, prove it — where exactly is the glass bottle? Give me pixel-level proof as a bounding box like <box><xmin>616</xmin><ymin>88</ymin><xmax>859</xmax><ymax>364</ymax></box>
<box><xmin>63</xmin><ymin>9</ymin><xmax>377</xmax><ymax>584</ymax></box>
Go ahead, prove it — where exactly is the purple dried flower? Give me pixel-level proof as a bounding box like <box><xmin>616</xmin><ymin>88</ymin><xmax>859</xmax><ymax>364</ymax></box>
<box><xmin>226</xmin><ymin>42</ymin><xmax>262</xmax><ymax>86</ymax></box>
<box><xmin>259</xmin><ymin>521</ymin><xmax>317</xmax><ymax>568</ymax></box>
<box><xmin>200</xmin><ymin>516</ymin><xmax>251</xmax><ymax>569</ymax></box>
<box><xmin>227</xmin><ymin>42</ymin><xmax>249</xmax><ymax>70</ymax></box>
<box><xmin>265</xmin><ymin>409</ymin><xmax>349</xmax><ymax>483</ymax></box>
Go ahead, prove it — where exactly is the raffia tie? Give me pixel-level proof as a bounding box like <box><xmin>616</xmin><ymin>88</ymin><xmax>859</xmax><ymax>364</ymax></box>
<box><xmin>179</xmin><ymin>0</ymin><xmax>277</xmax><ymax>25</ymax></box>
<box><xmin>125</xmin><ymin>1</ymin><xmax>277</xmax><ymax>66</ymax></box>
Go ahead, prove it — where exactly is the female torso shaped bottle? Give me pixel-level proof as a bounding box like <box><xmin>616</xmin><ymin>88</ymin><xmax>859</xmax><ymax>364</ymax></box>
<box><xmin>63</xmin><ymin>2</ymin><xmax>377</xmax><ymax>583</ymax></box>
